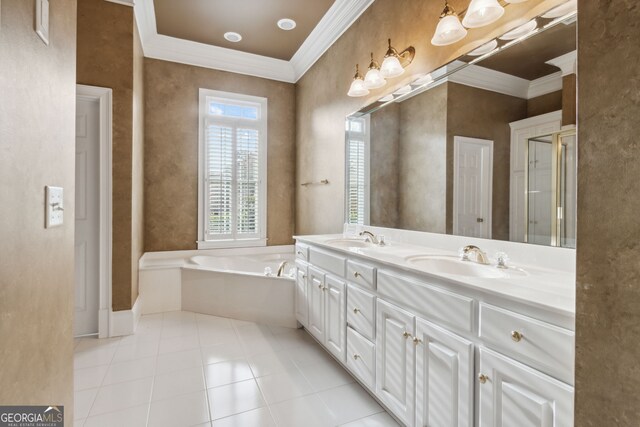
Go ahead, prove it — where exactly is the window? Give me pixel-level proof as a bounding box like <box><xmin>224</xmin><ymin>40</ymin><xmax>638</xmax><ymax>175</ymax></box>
<box><xmin>198</xmin><ymin>89</ymin><xmax>267</xmax><ymax>248</ymax></box>
<box><xmin>345</xmin><ymin>116</ymin><xmax>370</xmax><ymax>225</ymax></box>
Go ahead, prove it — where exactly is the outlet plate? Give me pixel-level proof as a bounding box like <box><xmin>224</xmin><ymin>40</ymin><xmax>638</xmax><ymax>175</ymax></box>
<box><xmin>45</xmin><ymin>186</ymin><xmax>63</xmax><ymax>228</ymax></box>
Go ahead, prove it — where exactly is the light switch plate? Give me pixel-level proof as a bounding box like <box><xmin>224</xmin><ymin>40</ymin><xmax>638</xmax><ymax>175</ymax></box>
<box><xmin>45</xmin><ymin>186</ymin><xmax>63</xmax><ymax>228</ymax></box>
<box><xmin>35</xmin><ymin>0</ymin><xmax>49</xmax><ymax>45</ymax></box>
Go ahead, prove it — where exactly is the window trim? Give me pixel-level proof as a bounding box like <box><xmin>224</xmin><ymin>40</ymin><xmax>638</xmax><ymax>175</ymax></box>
<box><xmin>344</xmin><ymin>115</ymin><xmax>370</xmax><ymax>226</ymax></box>
<box><xmin>197</xmin><ymin>88</ymin><xmax>268</xmax><ymax>249</ymax></box>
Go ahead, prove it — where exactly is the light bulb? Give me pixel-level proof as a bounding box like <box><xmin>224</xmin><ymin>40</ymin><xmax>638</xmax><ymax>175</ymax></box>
<box><xmin>380</xmin><ymin>56</ymin><xmax>404</xmax><ymax>78</ymax></box>
<box><xmin>462</xmin><ymin>0</ymin><xmax>505</xmax><ymax>28</ymax></box>
<box><xmin>432</xmin><ymin>2</ymin><xmax>467</xmax><ymax>46</ymax></box>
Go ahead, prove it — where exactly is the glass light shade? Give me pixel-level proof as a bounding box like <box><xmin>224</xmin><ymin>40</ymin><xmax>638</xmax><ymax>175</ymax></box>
<box><xmin>499</xmin><ymin>20</ymin><xmax>538</xmax><ymax>41</ymax></box>
<box><xmin>462</xmin><ymin>0</ymin><xmax>505</xmax><ymax>28</ymax></box>
<box><xmin>432</xmin><ymin>14</ymin><xmax>468</xmax><ymax>46</ymax></box>
<box><xmin>380</xmin><ymin>56</ymin><xmax>404</xmax><ymax>78</ymax></box>
<box><xmin>468</xmin><ymin>39</ymin><xmax>498</xmax><ymax>56</ymax></box>
<box><xmin>504</xmin><ymin>0</ymin><xmax>529</xmax><ymax>2</ymax></box>
<box><xmin>364</xmin><ymin>68</ymin><xmax>387</xmax><ymax>89</ymax></box>
<box><xmin>347</xmin><ymin>78</ymin><xmax>370</xmax><ymax>97</ymax></box>
<box><xmin>542</xmin><ymin>0</ymin><xmax>577</xmax><ymax>19</ymax></box>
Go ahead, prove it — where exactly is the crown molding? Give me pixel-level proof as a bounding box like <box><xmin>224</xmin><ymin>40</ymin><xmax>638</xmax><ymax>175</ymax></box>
<box><xmin>105</xmin><ymin>0</ymin><xmax>135</xmax><ymax>6</ymax></box>
<box><xmin>449</xmin><ymin>64</ymin><xmax>532</xmax><ymax>99</ymax></box>
<box><xmin>528</xmin><ymin>71</ymin><xmax>563</xmax><ymax>98</ymax></box>
<box><xmin>133</xmin><ymin>0</ymin><xmax>374</xmax><ymax>83</ymax></box>
<box><xmin>546</xmin><ymin>50</ymin><xmax>577</xmax><ymax>76</ymax></box>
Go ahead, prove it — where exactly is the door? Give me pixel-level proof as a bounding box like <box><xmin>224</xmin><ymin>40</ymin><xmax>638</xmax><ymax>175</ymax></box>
<box><xmin>453</xmin><ymin>137</ymin><xmax>493</xmax><ymax>238</ymax></box>
<box><xmin>376</xmin><ymin>300</ymin><xmax>416</xmax><ymax>426</ymax></box>
<box><xmin>324</xmin><ymin>275</ymin><xmax>346</xmax><ymax>363</ymax></box>
<box><xmin>478</xmin><ymin>347</ymin><xmax>574</xmax><ymax>427</ymax></box>
<box><xmin>307</xmin><ymin>267</ymin><xmax>325</xmax><ymax>342</ymax></box>
<box><xmin>415</xmin><ymin>318</ymin><xmax>474</xmax><ymax>427</ymax></box>
<box><xmin>75</xmin><ymin>97</ymin><xmax>101</xmax><ymax>336</ymax></box>
<box><xmin>295</xmin><ymin>262</ymin><xmax>309</xmax><ymax>327</ymax></box>
<box><xmin>527</xmin><ymin>136</ymin><xmax>553</xmax><ymax>245</ymax></box>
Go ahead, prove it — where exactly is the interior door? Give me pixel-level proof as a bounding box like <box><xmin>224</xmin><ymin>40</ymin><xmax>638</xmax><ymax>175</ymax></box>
<box><xmin>307</xmin><ymin>267</ymin><xmax>325</xmax><ymax>342</ymax></box>
<box><xmin>527</xmin><ymin>137</ymin><xmax>553</xmax><ymax>245</ymax></box>
<box><xmin>376</xmin><ymin>299</ymin><xmax>416</xmax><ymax>426</ymax></box>
<box><xmin>453</xmin><ymin>137</ymin><xmax>493</xmax><ymax>238</ymax></box>
<box><xmin>75</xmin><ymin>97</ymin><xmax>100</xmax><ymax>336</ymax></box>
<box><xmin>324</xmin><ymin>275</ymin><xmax>346</xmax><ymax>363</ymax></box>
<box><xmin>415</xmin><ymin>317</ymin><xmax>474</xmax><ymax>427</ymax></box>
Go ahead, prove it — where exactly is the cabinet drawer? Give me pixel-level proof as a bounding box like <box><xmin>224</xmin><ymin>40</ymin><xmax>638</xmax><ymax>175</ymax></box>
<box><xmin>346</xmin><ymin>259</ymin><xmax>377</xmax><ymax>290</ymax></box>
<box><xmin>309</xmin><ymin>247</ymin><xmax>346</xmax><ymax>277</ymax></box>
<box><xmin>347</xmin><ymin>284</ymin><xmax>376</xmax><ymax>341</ymax></box>
<box><xmin>346</xmin><ymin>327</ymin><xmax>375</xmax><ymax>390</ymax></box>
<box><xmin>479</xmin><ymin>303</ymin><xmax>574</xmax><ymax>384</ymax></box>
<box><xmin>378</xmin><ymin>270</ymin><xmax>475</xmax><ymax>334</ymax></box>
<box><xmin>295</xmin><ymin>244</ymin><xmax>309</xmax><ymax>261</ymax></box>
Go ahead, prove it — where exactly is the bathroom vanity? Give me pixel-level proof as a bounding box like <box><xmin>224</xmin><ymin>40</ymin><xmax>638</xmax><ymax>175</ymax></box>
<box><xmin>293</xmin><ymin>233</ymin><xmax>574</xmax><ymax>427</ymax></box>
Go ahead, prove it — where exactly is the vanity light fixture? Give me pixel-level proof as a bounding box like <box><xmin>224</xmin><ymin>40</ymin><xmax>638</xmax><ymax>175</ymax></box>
<box><xmin>347</xmin><ymin>64</ymin><xmax>370</xmax><ymax>97</ymax></box>
<box><xmin>364</xmin><ymin>53</ymin><xmax>387</xmax><ymax>89</ymax></box>
<box><xmin>431</xmin><ymin>1</ymin><xmax>467</xmax><ymax>46</ymax></box>
<box><xmin>380</xmin><ymin>39</ymin><xmax>415</xmax><ymax>79</ymax></box>
<box><xmin>462</xmin><ymin>0</ymin><xmax>505</xmax><ymax>28</ymax></box>
<box><xmin>504</xmin><ymin>0</ymin><xmax>529</xmax><ymax>3</ymax></box>
<box><xmin>499</xmin><ymin>19</ymin><xmax>538</xmax><ymax>40</ymax></box>
<box><xmin>224</xmin><ymin>32</ymin><xmax>242</xmax><ymax>42</ymax></box>
<box><xmin>468</xmin><ymin>39</ymin><xmax>498</xmax><ymax>56</ymax></box>
<box><xmin>542</xmin><ymin>0</ymin><xmax>577</xmax><ymax>19</ymax></box>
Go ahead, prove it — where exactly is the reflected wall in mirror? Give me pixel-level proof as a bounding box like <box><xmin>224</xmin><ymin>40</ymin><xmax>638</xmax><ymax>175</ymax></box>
<box><xmin>345</xmin><ymin>12</ymin><xmax>577</xmax><ymax>248</ymax></box>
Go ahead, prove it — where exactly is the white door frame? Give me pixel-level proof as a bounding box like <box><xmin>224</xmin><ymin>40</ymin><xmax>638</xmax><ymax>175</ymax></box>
<box><xmin>453</xmin><ymin>136</ymin><xmax>493</xmax><ymax>238</ymax></box>
<box><xmin>76</xmin><ymin>84</ymin><xmax>113</xmax><ymax>338</ymax></box>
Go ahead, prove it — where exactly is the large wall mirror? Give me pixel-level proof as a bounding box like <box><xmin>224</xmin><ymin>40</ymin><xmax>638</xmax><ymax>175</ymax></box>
<box><xmin>345</xmin><ymin>11</ymin><xmax>577</xmax><ymax>248</ymax></box>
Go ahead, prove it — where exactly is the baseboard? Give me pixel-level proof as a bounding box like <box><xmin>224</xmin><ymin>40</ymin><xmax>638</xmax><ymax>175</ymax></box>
<box><xmin>110</xmin><ymin>295</ymin><xmax>142</xmax><ymax>337</ymax></box>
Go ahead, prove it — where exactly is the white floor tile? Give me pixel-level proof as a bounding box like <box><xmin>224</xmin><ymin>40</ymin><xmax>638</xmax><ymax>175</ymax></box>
<box><xmin>156</xmin><ymin>348</ymin><xmax>203</xmax><ymax>374</ymax></box>
<box><xmin>89</xmin><ymin>377</ymin><xmax>153</xmax><ymax>416</ymax></box>
<box><xmin>75</xmin><ymin>337</ymin><xmax>121</xmax><ymax>352</ymax></box>
<box><xmin>74</xmin><ymin>365</ymin><xmax>109</xmax><ymax>391</ymax></box>
<box><xmin>83</xmin><ymin>404</ymin><xmax>149</xmax><ymax>427</ymax></box>
<box><xmin>74</xmin><ymin>387</ymin><xmax>98</xmax><ymax>420</ymax></box>
<box><xmin>196</xmin><ymin>314</ymin><xmax>234</xmax><ymax>330</ymax></box>
<box><xmin>159</xmin><ymin>333</ymin><xmax>200</xmax><ymax>354</ymax></box>
<box><xmin>212</xmin><ymin>407</ymin><xmax>276</xmax><ymax>427</ymax></box>
<box><xmin>111</xmin><ymin>340</ymin><xmax>159</xmax><ymax>363</ymax></box>
<box><xmin>101</xmin><ymin>356</ymin><xmax>156</xmax><ymax>386</ymax></box>
<box><xmin>208</xmin><ymin>379</ymin><xmax>266</xmax><ymax>420</ymax></box>
<box><xmin>297</xmin><ymin>359</ymin><xmax>355</xmax><ymax>392</ymax></box>
<box><xmin>318</xmin><ymin>383</ymin><xmax>383</xmax><ymax>426</ymax></box>
<box><xmin>255</xmin><ymin>368</ymin><xmax>314</xmax><ymax>404</ymax></box>
<box><xmin>152</xmin><ymin>366</ymin><xmax>206</xmax><ymax>401</ymax></box>
<box><xmin>247</xmin><ymin>350</ymin><xmax>298</xmax><ymax>378</ymax></box>
<box><xmin>273</xmin><ymin>328</ymin><xmax>317</xmax><ymax>350</ymax></box>
<box><xmin>74</xmin><ymin>345</ymin><xmax>118</xmax><ymax>370</ymax></box>
<box><xmin>148</xmin><ymin>390</ymin><xmax>210</xmax><ymax>427</ymax></box>
<box><xmin>339</xmin><ymin>412</ymin><xmax>400</xmax><ymax>427</ymax></box>
<box><xmin>269</xmin><ymin>395</ymin><xmax>335</xmax><ymax>427</ymax></box>
<box><xmin>204</xmin><ymin>359</ymin><xmax>254</xmax><ymax>388</ymax></box>
<box><xmin>288</xmin><ymin>342</ymin><xmax>334</xmax><ymax>367</ymax></box>
<box><xmin>201</xmin><ymin>342</ymin><xmax>245</xmax><ymax>365</ymax></box>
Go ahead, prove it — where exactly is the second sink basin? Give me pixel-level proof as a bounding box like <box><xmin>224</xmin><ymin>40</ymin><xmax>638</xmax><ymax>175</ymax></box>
<box><xmin>405</xmin><ymin>255</ymin><xmax>505</xmax><ymax>279</ymax></box>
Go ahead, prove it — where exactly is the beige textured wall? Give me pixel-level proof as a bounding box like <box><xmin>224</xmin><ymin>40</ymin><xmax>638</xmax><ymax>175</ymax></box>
<box><xmin>446</xmin><ymin>83</ymin><xmax>528</xmax><ymax>240</ymax></box>
<box><xmin>369</xmin><ymin>104</ymin><xmax>400</xmax><ymax>228</ymax></box>
<box><xmin>575</xmin><ymin>1</ymin><xmax>640</xmax><ymax>425</ymax></box>
<box><xmin>398</xmin><ymin>84</ymin><xmax>448</xmax><ymax>233</ymax></box>
<box><xmin>0</xmin><ymin>0</ymin><xmax>76</xmax><ymax>415</ymax></box>
<box><xmin>77</xmin><ymin>0</ymin><xmax>142</xmax><ymax>311</ymax></box>
<box><xmin>295</xmin><ymin>0</ymin><xmax>567</xmax><ymax>235</ymax></box>
<box><xmin>528</xmin><ymin>90</ymin><xmax>562</xmax><ymax>117</ymax></box>
<box><xmin>132</xmin><ymin>22</ymin><xmax>145</xmax><ymax>306</ymax></box>
<box><xmin>144</xmin><ymin>59</ymin><xmax>296</xmax><ymax>252</ymax></box>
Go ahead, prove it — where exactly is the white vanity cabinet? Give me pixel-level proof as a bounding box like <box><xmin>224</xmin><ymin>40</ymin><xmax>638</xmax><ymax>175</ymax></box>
<box><xmin>325</xmin><ymin>275</ymin><xmax>347</xmax><ymax>362</ymax></box>
<box><xmin>307</xmin><ymin>266</ymin><xmax>326</xmax><ymax>342</ymax></box>
<box><xmin>295</xmin><ymin>261</ymin><xmax>309</xmax><ymax>327</ymax></box>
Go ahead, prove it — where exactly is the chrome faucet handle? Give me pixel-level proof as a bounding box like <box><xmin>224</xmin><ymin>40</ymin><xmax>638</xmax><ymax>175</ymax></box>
<box><xmin>378</xmin><ymin>235</ymin><xmax>386</xmax><ymax>246</ymax></box>
<box><xmin>495</xmin><ymin>252</ymin><xmax>509</xmax><ymax>269</ymax></box>
<box><xmin>459</xmin><ymin>247</ymin><xmax>471</xmax><ymax>261</ymax></box>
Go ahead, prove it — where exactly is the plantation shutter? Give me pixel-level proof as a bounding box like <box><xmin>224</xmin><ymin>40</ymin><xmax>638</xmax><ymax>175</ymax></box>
<box><xmin>206</xmin><ymin>123</ymin><xmax>234</xmax><ymax>237</ymax></box>
<box><xmin>236</xmin><ymin>128</ymin><xmax>260</xmax><ymax>235</ymax></box>
<box><xmin>346</xmin><ymin>117</ymin><xmax>368</xmax><ymax>225</ymax></box>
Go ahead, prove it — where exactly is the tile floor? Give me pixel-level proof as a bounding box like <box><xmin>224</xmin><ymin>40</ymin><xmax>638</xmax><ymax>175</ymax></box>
<box><xmin>74</xmin><ymin>311</ymin><xmax>400</xmax><ymax>427</ymax></box>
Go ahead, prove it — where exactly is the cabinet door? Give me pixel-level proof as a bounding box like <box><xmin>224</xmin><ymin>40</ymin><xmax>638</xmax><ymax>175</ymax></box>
<box><xmin>324</xmin><ymin>275</ymin><xmax>346</xmax><ymax>363</ymax></box>
<box><xmin>415</xmin><ymin>318</ymin><xmax>474</xmax><ymax>427</ymax></box>
<box><xmin>307</xmin><ymin>267</ymin><xmax>325</xmax><ymax>342</ymax></box>
<box><xmin>376</xmin><ymin>300</ymin><xmax>416</xmax><ymax>427</ymax></box>
<box><xmin>478</xmin><ymin>347</ymin><xmax>573</xmax><ymax>427</ymax></box>
<box><xmin>295</xmin><ymin>263</ymin><xmax>309</xmax><ymax>327</ymax></box>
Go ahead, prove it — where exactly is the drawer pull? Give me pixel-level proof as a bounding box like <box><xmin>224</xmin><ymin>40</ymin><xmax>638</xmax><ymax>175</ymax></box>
<box><xmin>297</xmin><ymin>250</ymin><xmax>306</xmax><ymax>257</ymax></box>
<box><xmin>478</xmin><ymin>373</ymin><xmax>489</xmax><ymax>384</ymax></box>
<box><xmin>353</xmin><ymin>308</ymin><xmax>361</xmax><ymax>314</ymax></box>
<box><xmin>354</xmin><ymin>271</ymin><xmax>361</xmax><ymax>278</ymax></box>
<box><xmin>413</xmin><ymin>337</ymin><xmax>422</xmax><ymax>346</ymax></box>
<box><xmin>402</xmin><ymin>331</ymin><xmax>412</xmax><ymax>339</ymax></box>
<box><xmin>511</xmin><ymin>330</ymin><xmax>524</xmax><ymax>342</ymax></box>
<box><xmin>353</xmin><ymin>353</ymin><xmax>361</xmax><ymax>360</ymax></box>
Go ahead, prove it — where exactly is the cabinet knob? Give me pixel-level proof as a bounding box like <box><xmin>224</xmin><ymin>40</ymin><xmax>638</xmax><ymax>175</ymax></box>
<box><xmin>353</xmin><ymin>271</ymin><xmax>361</xmax><ymax>278</ymax></box>
<box><xmin>402</xmin><ymin>331</ymin><xmax>412</xmax><ymax>339</ymax></box>
<box><xmin>353</xmin><ymin>308</ymin><xmax>361</xmax><ymax>314</ymax></box>
<box><xmin>318</xmin><ymin>284</ymin><xmax>323</xmax><ymax>290</ymax></box>
<box><xmin>511</xmin><ymin>330</ymin><xmax>523</xmax><ymax>342</ymax></box>
<box><xmin>297</xmin><ymin>250</ymin><xmax>305</xmax><ymax>257</ymax></box>
<box><xmin>413</xmin><ymin>337</ymin><xmax>422</xmax><ymax>346</ymax></box>
<box><xmin>478</xmin><ymin>373</ymin><xmax>489</xmax><ymax>384</ymax></box>
<box><xmin>353</xmin><ymin>353</ymin><xmax>360</xmax><ymax>360</ymax></box>
<box><xmin>302</xmin><ymin>274</ymin><xmax>307</xmax><ymax>279</ymax></box>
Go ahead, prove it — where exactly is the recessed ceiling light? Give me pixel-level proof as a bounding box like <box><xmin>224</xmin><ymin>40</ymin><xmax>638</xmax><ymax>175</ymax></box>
<box><xmin>277</xmin><ymin>18</ymin><xmax>297</xmax><ymax>31</ymax></box>
<box><xmin>224</xmin><ymin>32</ymin><xmax>242</xmax><ymax>42</ymax></box>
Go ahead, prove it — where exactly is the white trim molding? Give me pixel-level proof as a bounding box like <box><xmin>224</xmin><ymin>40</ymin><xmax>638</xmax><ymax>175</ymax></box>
<box><xmin>134</xmin><ymin>0</ymin><xmax>374</xmax><ymax>83</ymax></box>
<box><xmin>546</xmin><ymin>50</ymin><xmax>577</xmax><ymax>76</ymax></box>
<box><xmin>76</xmin><ymin>85</ymin><xmax>113</xmax><ymax>339</ymax></box>
<box><xmin>110</xmin><ymin>296</ymin><xmax>142</xmax><ymax>337</ymax></box>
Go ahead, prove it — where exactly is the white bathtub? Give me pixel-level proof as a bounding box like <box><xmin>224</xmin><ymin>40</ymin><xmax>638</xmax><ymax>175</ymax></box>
<box><xmin>180</xmin><ymin>249</ymin><xmax>298</xmax><ymax>328</ymax></box>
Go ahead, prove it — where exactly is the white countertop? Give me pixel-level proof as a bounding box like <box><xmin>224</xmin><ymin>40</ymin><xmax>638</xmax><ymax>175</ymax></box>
<box><xmin>294</xmin><ymin>234</ymin><xmax>576</xmax><ymax>317</ymax></box>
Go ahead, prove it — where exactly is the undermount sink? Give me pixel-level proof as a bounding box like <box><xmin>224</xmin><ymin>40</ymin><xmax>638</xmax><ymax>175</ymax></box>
<box><xmin>324</xmin><ymin>238</ymin><xmax>376</xmax><ymax>249</ymax></box>
<box><xmin>405</xmin><ymin>255</ymin><xmax>505</xmax><ymax>279</ymax></box>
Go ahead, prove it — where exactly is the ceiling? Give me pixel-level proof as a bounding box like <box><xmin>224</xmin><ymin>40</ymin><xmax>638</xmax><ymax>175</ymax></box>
<box><xmin>154</xmin><ymin>0</ymin><xmax>336</xmax><ymax>61</ymax></box>
<box><xmin>477</xmin><ymin>20</ymin><xmax>577</xmax><ymax>80</ymax></box>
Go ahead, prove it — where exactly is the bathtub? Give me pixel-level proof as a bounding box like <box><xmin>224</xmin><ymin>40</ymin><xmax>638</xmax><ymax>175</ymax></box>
<box><xmin>180</xmin><ymin>249</ymin><xmax>298</xmax><ymax>328</ymax></box>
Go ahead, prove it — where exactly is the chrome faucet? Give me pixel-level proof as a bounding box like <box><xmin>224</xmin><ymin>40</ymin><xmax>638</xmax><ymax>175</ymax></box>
<box><xmin>276</xmin><ymin>261</ymin><xmax>289</xmax><ymax>277</ymax></box>
<box><xmin>359</xmin><ymin>230</ymin><xmax>386</xmax><ymax>246</ymax></box>
<box><xmin>461</xmin><ymin>245</ymin><xmax>490</xmax><ymax>265</ymax></box>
